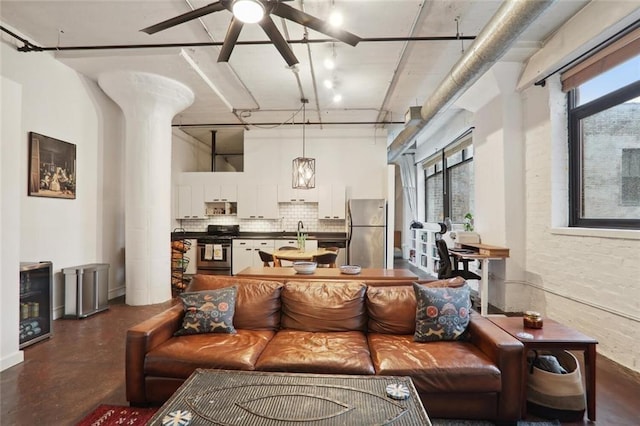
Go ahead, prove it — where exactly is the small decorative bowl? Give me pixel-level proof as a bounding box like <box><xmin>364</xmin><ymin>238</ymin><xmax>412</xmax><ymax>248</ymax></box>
<box><xmin>339</xmin><ymin>265</ymin><xmax>362</xmax><ymax>275</ymax></box>
<box><xmin>293</xmin><ymin>261</ymin><xmax>317</xmax><ymax>274</ymax></box>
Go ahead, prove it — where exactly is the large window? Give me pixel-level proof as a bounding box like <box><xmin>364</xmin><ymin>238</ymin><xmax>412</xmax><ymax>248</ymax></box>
<box><xmin>424</xmin><ymin>135</ymin><xmax>474</xmax><ymax>224</ymax></box>
<box><xmin>567</xmin><ymin>54</ymin><xmax>640</xmax><ymax>229</ymax></box>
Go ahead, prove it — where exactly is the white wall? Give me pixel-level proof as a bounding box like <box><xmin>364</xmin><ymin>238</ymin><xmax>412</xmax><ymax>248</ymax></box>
<box><xmin>0</xmin><ymin>37</ymin><xmax>125</xmax><ymax>371</ymax></box>
<box><xmin>171</xmin><ymin>126</ymin><xmax>389</xmax><ymax>232</ymax></box>
<box><xmin>1</xmin><ymin>76</ymin><xmax>24</xmax><ymax>370</ymax></box>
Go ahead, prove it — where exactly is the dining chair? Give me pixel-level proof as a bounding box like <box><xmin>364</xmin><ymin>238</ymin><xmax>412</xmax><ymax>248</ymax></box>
<box><xmin>258</xmin><ymin>250</ymin><xmax>273</xmax><ymax>267</ymax></box>
<box><xmin>279</xmin><ymin>246</ymin><xmax>299</xmax><ymax>250</ymax></box>
<box><xmin>435</xmin><ymin>239</ymin><xmax>480</xmax><ymax>280</ymax></box>
<box><xmin>312</xmin><ymin>252</ymin><xmax>338</xmax><ymax>268</ymax></box>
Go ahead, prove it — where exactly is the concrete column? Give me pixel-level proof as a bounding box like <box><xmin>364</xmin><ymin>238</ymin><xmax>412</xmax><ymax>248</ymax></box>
<box><xmin>98</xmin><ymin>71</ymin><xmax>194</xmax><ymax>305</ymax></box>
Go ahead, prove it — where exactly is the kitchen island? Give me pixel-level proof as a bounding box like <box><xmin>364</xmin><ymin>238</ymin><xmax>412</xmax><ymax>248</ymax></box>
<box><xmin>235</xmin><ymin>267</ymin><xmax>419</xmax><ymax>285</ymax></box>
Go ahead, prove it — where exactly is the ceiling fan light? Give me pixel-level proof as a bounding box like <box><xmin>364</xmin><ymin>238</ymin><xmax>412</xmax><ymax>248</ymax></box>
<box><xmin>333</xmin><ymin>93</ymin><xmax>342</xmax><ymax>103</ymax></box>
<box><xmin>232</xmin><ymin>0</ymin><xmax>265</xmax><ymax>24</ymax></box>
<box><xmin>329</xmin><ymin>10</ymin><xmax>343</xmax><ymax>27</ymax></box>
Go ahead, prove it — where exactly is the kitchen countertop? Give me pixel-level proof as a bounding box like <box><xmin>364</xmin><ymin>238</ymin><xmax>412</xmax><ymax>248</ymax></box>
<box><xmin>171</xmin><ymin>231</ymin><xmax>347</xmax><ymax>242</ymax></box>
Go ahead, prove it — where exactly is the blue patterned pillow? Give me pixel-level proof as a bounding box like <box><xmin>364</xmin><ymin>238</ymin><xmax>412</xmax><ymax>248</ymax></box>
<box><xmin>174</xmin><ymin>287</ymin><xmax>237</xmax><ymax>336</ymax></box>
<box><xmin>413</xmin><ymin>282</ymin><xmax>471</xmax><ymax>342</ymax></box>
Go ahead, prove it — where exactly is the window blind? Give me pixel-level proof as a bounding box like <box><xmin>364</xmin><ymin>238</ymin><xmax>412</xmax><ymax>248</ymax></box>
<box><xmin>561</xmin><ymin>27</ymin><xmax>640</xmax><ymax>92</ymax></box>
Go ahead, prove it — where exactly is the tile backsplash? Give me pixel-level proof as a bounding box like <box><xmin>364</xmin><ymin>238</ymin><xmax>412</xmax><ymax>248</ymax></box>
<box><xmin>177</xmin><ymin>203</ymin><xmax>346</xmax><ymax>233</ymax></box>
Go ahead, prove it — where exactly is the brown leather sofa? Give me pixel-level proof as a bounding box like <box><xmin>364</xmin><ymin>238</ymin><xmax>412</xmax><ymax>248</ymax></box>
<box><xmin>126</xmin><ymin>275</ymin><xmax>524</xmax><ymax>422</ymax></box>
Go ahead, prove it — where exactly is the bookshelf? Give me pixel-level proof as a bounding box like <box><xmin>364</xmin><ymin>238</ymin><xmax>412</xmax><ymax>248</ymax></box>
<box><xmin>408</xmin><ymin>228</ymin><xmax>440</xmax><ymax>277</ymax></box>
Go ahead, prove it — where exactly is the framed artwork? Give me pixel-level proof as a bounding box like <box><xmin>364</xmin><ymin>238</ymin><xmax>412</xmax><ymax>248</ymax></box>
<box><xmin>28</xmin><ymin>132</ymin><xmax>76</xmax><ymax>199</ymax></box>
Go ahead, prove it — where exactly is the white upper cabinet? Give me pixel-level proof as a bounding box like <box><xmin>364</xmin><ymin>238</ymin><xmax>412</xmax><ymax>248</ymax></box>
<box><xmin>204</xmin><ymin>184</ymin><xmax>237</xmax><ymax>202</ymax></box>
<box><xmin>318</xmin><ymin>184</ymin><xmax>346</xmax><ymax>219</ymax></box>
<box><xmin>238</xmin><ymin>184</ymin><xmax>279</xmax><ymax>219</ymax></box>
<box><xmin>176</xmin><ymin>184</ymin><xmax>206</xmax><ymax>219</ymax></box>
<box><xmin>278</xmin><ymin>185</ymin><xmax>318</xmax><ymax>203</ymax></box>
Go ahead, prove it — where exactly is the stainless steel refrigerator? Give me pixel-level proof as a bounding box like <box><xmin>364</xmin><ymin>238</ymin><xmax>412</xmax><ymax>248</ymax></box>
<box><xmin>347</xmin><ymin>199</ymin><xmax>387</xmax><ymax>268</ymax></box>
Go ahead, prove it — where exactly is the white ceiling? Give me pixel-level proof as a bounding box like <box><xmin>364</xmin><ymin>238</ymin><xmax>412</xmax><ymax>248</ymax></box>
<box><xmin>1</xmin><ymin>0</ymin><xmax>590</xmax><ymax>142</ymax></box>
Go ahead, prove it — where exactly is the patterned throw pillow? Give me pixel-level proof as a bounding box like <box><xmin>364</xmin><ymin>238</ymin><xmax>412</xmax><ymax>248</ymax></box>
<box><xmin>174</xmin><ymin>287</ymin><xmax>237</xmax><ymax>336</ymax></box>
<box><xmin>413</xmin><ymin>282</ymin><xmax>471</xmax><ymax>342</ymax></box>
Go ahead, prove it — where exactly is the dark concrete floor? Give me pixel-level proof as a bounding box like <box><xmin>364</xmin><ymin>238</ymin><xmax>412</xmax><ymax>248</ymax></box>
<box><xmin>2</xmin><ymin>275</ymin><xmax>639</xmax><ymax>425</ymax></box>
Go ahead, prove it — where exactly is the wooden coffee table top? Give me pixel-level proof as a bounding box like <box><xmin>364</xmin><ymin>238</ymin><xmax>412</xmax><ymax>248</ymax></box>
<box><xmin>148</xmin><ymin>369</ymin><xmax>431</xmax><ymax>425</ymax></box>
<box><xmin>488</xmin><ymin>316</ymin><xmax>598</xmax><ymax>344</ymax></box>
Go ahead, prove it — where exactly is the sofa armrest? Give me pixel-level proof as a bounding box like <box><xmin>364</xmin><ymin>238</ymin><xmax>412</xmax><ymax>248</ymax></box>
<box><xmin>468</xmin><ymin>313</ymin><xmax>524</xmax><ymax>421</ymax></box>
<box><xmin>126</xmin><ymin>304</ymin><xmax>183</xmax><ymax>404</ymax></box>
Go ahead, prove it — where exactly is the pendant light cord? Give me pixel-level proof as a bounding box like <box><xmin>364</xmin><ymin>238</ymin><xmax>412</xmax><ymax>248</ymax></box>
<box><xmin>301</xmin><ymin>98</ymin><xmax>308</xmax><ymax>157</ymax></box>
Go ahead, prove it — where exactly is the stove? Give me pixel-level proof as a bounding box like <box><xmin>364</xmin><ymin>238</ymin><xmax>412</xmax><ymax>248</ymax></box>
<box><xmin>197</xmin><ymin>225</ymin><xmax>240</xmax><ymax>244</ymax></box>
<box><xmin>196</xmin><ymin>225</ymin><xmax>239</xmax><ymax>275</ymax></box>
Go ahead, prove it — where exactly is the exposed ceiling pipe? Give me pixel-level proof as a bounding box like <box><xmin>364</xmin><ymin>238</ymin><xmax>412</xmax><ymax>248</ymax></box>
<box><xmin>387</xmin><ymin>0</ymin><xmax>556</xmax><ymax>163</ymax></box>
<box><xmin>374</xmin><ymin>0</ymin><xmax>431</xmax><ymax>126</ymax></box>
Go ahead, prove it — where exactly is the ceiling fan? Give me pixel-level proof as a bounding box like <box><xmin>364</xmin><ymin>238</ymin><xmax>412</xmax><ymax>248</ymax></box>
<box><xmin>141</xmin><ymin>0</ymin><xmax>361</xmax><ymax>67</ymax></box>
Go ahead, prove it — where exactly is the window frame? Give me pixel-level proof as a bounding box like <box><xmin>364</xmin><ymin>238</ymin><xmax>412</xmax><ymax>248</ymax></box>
<box><xmin>423</xmin><ymin>134</ymin><xmax>474</xmax><ymax>223</ymax></box>
<box><xmin>568</xmin><ymin>79</ymin><xmax>640</xmax><ymax>229</ymax></box>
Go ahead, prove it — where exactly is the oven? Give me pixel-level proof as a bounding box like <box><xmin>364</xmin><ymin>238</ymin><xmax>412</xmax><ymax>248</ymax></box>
<box><xmin>196</xmin><ymin>225</ymin><xmax>239</xmax><ymax>275</ymax></box>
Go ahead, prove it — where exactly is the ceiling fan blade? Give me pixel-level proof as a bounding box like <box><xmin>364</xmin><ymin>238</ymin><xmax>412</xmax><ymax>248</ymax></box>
<box><xmin>218</xmin><ymin>18</ymin><xmax>244</xmax><ymax>63</ymax></box>
<box><xmin>271</xmin><ymin>3</ymin><xmax>361</xmax><ymax>46</ymax></box>
<box><xmin>258</xmin><ymin>16</ymin><xmax>299</xmax><ymax>67</ymax></box>
<box><xmin>141</xmin><ymin>1</ymin><xmax>226</xmax><ymax>34</ymax></box>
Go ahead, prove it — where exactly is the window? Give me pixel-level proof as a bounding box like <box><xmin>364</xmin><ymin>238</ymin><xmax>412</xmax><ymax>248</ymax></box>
<box><xmin>567</xmin><ymin>55</ymin><xmax>640</xmax><ymax>229</ymax></box>
<box><xmin>423</xmin><ymin>134</ymin><xmax>474</xmax><ymax>224</ymax></box>
<box><xmin>622</xmin><ymin>148</ymin><xmax>640</xmax><ymax>205</ymax></box>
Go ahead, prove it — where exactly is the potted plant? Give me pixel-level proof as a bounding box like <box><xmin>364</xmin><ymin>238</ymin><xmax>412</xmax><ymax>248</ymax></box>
<box><xmin>463</xmin><ymin>213</ymin><xmax>474</xmax><ymax>232</ymax></box>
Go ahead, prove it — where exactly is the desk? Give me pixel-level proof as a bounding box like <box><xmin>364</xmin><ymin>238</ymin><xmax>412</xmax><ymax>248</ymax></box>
<box><xmin>449</xmin><ymin>243</ymin><xmax>509</xmax><ymax>316</ymax></box>
<box><xmin>270</xmin><ymin>248</ymin><xmax>332</xmax><ymax>266</ymax></box>
<box><xmin>236</xmin><ymin>267</ymin><xmax>418</xmax><ymax>282</ymax></box>
<box><xmin>488</xmin><ymin>316</ymin><xmax>598</xmax><ymax>421</ymax></box>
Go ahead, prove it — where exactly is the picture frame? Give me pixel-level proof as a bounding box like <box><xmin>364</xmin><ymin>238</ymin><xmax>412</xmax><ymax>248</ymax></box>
<box><xmin>28</xmin><ymin>132</ymin><xmax>76</xmax><ymax>199</ymax></box>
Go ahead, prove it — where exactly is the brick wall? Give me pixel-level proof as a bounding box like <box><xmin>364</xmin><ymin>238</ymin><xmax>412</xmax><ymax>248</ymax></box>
<box><xmin>521</xmin><ymin>78</ymin><xmax>640</xmax><ymax>373</ymax></box>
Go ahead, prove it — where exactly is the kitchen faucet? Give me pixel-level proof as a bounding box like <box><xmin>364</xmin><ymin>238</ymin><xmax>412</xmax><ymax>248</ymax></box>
<box><xmin>297</xmin><ymin>220</ymin><xmax>305</xmax><ymax>250</ymax></box>
<box><xmin>297</xmin><ymin>220</ymin><xmax>304</xmax><ymax>235</ymax></box>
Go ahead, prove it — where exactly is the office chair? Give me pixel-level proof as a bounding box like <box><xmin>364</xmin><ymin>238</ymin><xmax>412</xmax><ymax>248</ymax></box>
<box><xmin>435</xmin><ymin>239</ymin><xmax>481</xmax><ymax>280</ymax></box>
<box><xmin>312</xmin><ymin>252</ymin><xmax>338</xmax><ymax>268</ymax></box>
<box><xmin>258</xmin><ymin>250</ymin><xmax>274</xmax><ymax>267</ymax></box>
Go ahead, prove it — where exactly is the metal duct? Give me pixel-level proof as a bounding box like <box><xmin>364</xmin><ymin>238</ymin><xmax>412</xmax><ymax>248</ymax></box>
<box><xmin>387</xmin><ymin>0</ymin><xmax>556</xmax><ymax>163</ymax></box>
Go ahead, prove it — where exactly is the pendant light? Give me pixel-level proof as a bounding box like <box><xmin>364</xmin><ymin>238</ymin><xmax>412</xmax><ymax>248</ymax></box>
<box><xmin>292</xmin><ymin>99</ymin><xmax>315</xmax><ymax>189</ymax></box>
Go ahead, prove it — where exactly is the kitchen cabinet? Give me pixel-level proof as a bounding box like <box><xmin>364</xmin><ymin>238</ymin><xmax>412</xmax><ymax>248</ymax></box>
<box><xmin>277</xmin><ymin>185</ymin><xmax>318</xmax><ymax>203</ymax></box>
<box><xmin>237</xmin><ymin>184</ymin><xmax>278</xmax><ymax>219</ymax></box>
<box><xmin>318</xmin><ymin>184</ymin><xmax>346</xmax><ymax>219</ymax></box>
<box><xmin>232</xmin><ymin>239</ymin><xmax>275</xmax><ymax>274</ymax></box>
<box><xmin>176</xmin><ymin>184</ymin><xmax>206</xmax><ymax>219</ymax></box>
<box><xmin>204</xmin><ymin>184</ymin><xmax>237</xmax><ymax>202</ymax></box>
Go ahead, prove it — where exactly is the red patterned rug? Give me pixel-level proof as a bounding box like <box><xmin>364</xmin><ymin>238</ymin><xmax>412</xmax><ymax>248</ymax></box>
<box><xmin>76</xmin><ymin>404</ymin><xmax>158</xmax><ymax>426</ymax></box>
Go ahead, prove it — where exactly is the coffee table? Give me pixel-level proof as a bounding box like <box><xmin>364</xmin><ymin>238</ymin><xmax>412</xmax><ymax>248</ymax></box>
<box><xmin>147</xmin><ymin>369</ymin><xmax>431</xmax><ymax>425</ymax></box>
<box><xmin>488</xmin><ymin>316</ymin><xmax>598</xmax><ymax>421</ymax></box>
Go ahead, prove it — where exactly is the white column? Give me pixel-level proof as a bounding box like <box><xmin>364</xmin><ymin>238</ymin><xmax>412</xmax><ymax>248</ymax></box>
<box><xmin>98</xmin><ymin>71</ymin><xmax>194</xmax><ymax>305</ymax></box>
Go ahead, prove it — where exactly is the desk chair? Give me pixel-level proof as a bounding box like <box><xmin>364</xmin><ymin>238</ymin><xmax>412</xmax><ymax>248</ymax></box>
<box><xmin>435</xmin><ymin>239</ymin><xmax>481</xmax><ymax>280</ymax></box>
<box><xmin>258</xmin><ymin>250</ymin><xmax>274</xmax><ymax>267</ymax></box>
<box><xmin>312</xmin><ymin>252</ymin><xmax>338</xmax><ymax>268</ymax></box>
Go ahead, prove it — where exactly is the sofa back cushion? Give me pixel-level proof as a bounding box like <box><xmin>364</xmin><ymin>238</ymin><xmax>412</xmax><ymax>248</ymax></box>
<box><xmin>281</xmin><ymin>281</ymin><xmax>367</xmax><ymax>332</ymax></box>
<box><xmin>366</xmin><ymin>278</ymin><xmax>466</xmax><ymax>334</ymax></box>
<box><xmin>188</xmin><ymin>275</ymin><xmax>283</xmax><ymax>331</ymax></box>
<box><xmin>366</xmin><ymin>286</ymin><xmax>416</xmax><ymax>334</ymax></box>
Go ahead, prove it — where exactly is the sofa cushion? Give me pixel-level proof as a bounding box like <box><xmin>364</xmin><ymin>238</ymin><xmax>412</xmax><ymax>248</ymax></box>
<box><xmin>281</xmin><ymin>281</ymin><xmax>367</xmax><ymax>332</ymax></box>
<box><xmin>413</xmin><ymin>283</ymin><xmax>471</xmax><ymax>342</ymax></box>
<box><xmin>145</xmin><ymin>330</ymin><xmax>275</xmax><ymax>379</ymax></box>
<box><xmin>255</xmin><ymin>330</ymin><xmax>375</xmax><ymax>375</ymax></box>
<box><xmin>368</xmin><ymin>333</ymin><xmax>502</xmax><ymax>394</ymax></box>
<box><xmin>174</xmin><ymin>287</ymin><xmax>237</xmax><ymax>336</ymax></box>
<box><xmin>367</xmin><ymin>286</ymin><xmax>417</xmax><ymax>334</ymax></box>
<box><xmin>188</xmin><ymin>275</ymin><xmax>283</xmax><ymax>331</ymax></box>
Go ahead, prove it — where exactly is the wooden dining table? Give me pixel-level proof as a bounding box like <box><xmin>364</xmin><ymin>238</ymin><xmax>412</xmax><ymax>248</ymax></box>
<box><xmin>269</xmin><ymin>248</ymin><xmax>333</xmax><ymax>267</ymax></box>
